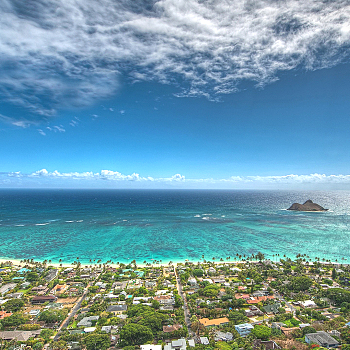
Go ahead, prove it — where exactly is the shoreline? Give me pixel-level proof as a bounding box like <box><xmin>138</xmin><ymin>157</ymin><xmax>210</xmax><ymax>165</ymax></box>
<box><xmin>0</xmin><ymin>256</ymin><xmax>347</xmax><ymax>270</ymax></box>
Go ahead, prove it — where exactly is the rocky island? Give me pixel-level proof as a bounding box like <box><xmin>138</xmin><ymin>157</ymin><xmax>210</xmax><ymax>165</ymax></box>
<box><xmin>288</xmin><ymin>199</ymin><xmax>328</xmax><ymax>211</ymax></box>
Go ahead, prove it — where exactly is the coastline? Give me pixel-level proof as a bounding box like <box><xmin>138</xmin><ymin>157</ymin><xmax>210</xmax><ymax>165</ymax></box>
<box><xmin>1</xmin><ymin>256</ymin><xmax>347</xmax><ymax>270</ymax></box>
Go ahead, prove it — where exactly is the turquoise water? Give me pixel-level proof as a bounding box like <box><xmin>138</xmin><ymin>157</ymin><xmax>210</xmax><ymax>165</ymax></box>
<box><xmin>0</xmin><ymin>189</ymin><xmax>349</xmax><ymax>264</ymax></box>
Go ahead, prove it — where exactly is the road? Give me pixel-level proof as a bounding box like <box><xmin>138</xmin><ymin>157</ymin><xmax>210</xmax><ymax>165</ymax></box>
<box><xmin>174</xmin><ymin>265</ymin><xmax>194</xmax><ymax>337</ymax></box>
<box><xmin>274</xmin><ymin>292</ymin><xmax>296</xmax><ymax>315</ymax></box>
<box><xmin>54</xmin><ymin>275</ymin><xmax>99</xmax><ymax>341</ymax></box>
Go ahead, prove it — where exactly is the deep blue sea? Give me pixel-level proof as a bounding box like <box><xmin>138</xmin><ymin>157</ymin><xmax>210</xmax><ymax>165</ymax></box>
<box><xmin>0</xmin><ymin>189</ymin><xmax>349</xmax><ymax>265</ymax></box>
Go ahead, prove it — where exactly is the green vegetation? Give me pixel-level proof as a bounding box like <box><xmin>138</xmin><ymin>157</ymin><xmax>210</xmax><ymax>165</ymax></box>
<box><xmin>252</xmin><ymin>325</ymin><xmax>271</xmax><ymax>340</ymax></box>
<box><xmin>38</xmin><ymin>309</ymin><xmax>68</xmax><ymax>323</ymax></box>
<box><xmin>84</xmin><ymin>334</ymin><xmax>110</xmax><ymax>350</ymax></box>
<box><xmin>119</xmin><ymin>323</ymin><xmax>153</xmax><ymax>346</ymax></box>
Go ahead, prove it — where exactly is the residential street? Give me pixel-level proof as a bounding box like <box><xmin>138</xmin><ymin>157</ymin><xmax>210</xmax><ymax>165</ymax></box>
<box><xmin>174</xmin><ymin>265</ymin><xmax>194</xmax><ymax>337</ymax></box>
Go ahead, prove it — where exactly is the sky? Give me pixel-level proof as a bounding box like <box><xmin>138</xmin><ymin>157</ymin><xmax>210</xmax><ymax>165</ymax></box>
<box><xmin>1</xmin><ymin>0</ymin><xmax>350</xmax><ymax>189</ymax></box>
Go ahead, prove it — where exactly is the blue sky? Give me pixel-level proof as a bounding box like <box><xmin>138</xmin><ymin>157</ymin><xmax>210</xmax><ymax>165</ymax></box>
<box><xmin>1</xmin><ymin>0</ymin><xmax>350</xmax><ymax>189</ymax></box>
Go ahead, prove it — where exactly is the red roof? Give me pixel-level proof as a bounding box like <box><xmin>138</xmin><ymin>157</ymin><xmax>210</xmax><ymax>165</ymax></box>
<box><xmin>0</xmin><ymin>311</ymin><xmax>12</xmax><ymax>319</ymax></box>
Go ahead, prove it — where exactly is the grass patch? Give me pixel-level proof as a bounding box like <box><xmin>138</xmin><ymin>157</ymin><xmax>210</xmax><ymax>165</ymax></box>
<box><xmin>255</xmin><ymin>316</ymin><xmax>267</xmax><ymax>321</ymax></box>
<box><xmin>68</xmin><ymin>320</ymin><xmax>78</xmax><ymax>329</ymax></box>
<box><xmin>283</xmin><ymin>318</ymin><xmax>300</xmax><ymax>327</ymax></box>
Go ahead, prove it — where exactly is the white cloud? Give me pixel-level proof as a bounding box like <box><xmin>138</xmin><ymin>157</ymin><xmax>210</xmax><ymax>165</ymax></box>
<box><xmin>0</xmin><ymin>114</ymin><xmax>37</xmax><ymax>128</ymax></box>
<box><xmin>3</xmin><ymin>170</ymin><xmax>350</xmax><ymax>189</ymax></box>
<box><xmin>170</xmin><ymin>174</ymin><xmax>185</xmax><ymax>181</ymax></box>
<box><xmin>53</xmin><ymin>125</ymin><xmax>65</xmax><ymax>132</ymax></box>
<box><xmin>32</xmin><ymin>169</ymin><xmax>49</xmax><ymax>177</ymax></box>
<box><xmin>69</xmin><ymin>117</ymin><xmax>79</xmax><ymax>127</ymax></box>
<box><xmin>37</xmin><ymin>129</ymin><xmax>46</xmax><ymax>136</ymax></box>
<box><xmin>0</xmin><ymin>0</ymin><xmax>350</xmax><ymax>121</ymax></box>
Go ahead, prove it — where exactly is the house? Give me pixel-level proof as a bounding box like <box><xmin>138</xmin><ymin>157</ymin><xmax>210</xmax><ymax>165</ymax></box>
<box><xmin>305</xmin><ymin>331</ymin><xmax>339</xmax><ymax>348</ymax></box>
<box><xmin>101</xmin><ymin>326</ymin><xmax>112</xmax><ymax>333</ymax></box>
<box><xmin>141</xmin><ymin>345</ymin><xmax>162</xmax><ymax>350</ymax></box>
<box><xmin>21</xmin><ymin>282</ymin><xmax>31</xmax><ymax>289</ymax></box>
<box><xmin>45</xmin><ymin>269</ymin><xmax>58</xmax><ymax>282</ymax></box>
<box><xmin>215</xmin><ymin>331</ymin><xmax>233</xmax><ymax>341</ymax></box>
<box><xmin>235</xmin><ymin>293</ymin><xmax>250</xmax><ymax>300</ymax></box>
<box><xmin>163</xmin><ymin>324</ymin><xmax>182</xmax><ymax>333</ymax></box>
<box><xmin>245</xmin><ymin>305</ymin><xmax>264</xmax><ymax>317</ymax></box>
<box><xmin>53</xmin><ymin>284</ymin><xmax>68</xmax><ymax>295</ymax></box>
<box><xmin>154</xmin><ymin>295</ymin><xmax>175</xmax><ymax>304</ymax></box>
<box><xmin>253</xmin><ymin>340</ymin><xmax>281</xmax><ymax>350</ymax></box>
<box><xmin>188</xmin><ymin>278</ymin><xmax>197</xmax><ymax>286</ymax></box>
<box><xmin>199</xmin><ymin>337</ymin><xmax>210</xmax><ymax>345</ymax></box>
<box><xmin>84</xmin><ymin>327</ymin><xmax>96</xmax><ymax>333</ymax></box>
<box><xmin>301</xmin><ymin>300</ymin><xmax>317</xmax><ymax>308</ymax></box>
<box><xmin>163</xmin><ymin>280</ymin><xmax>175</xmax><ymax>288</ymax></box>
<box><xmin>208</xmin><ymin>267</ymin><xmax>216</xmax><ymax>274</ymax></box>
<box><xmin>235</xmin><ymin>323</ymin><xmax>254</xmax><ymax>337</ymax></box>
<box><xmin>199</xmin><ymin>317</ymin><xmax>230</xmax><ymax>327</ymax></box>
<box><xmin>203</xmin><ymin>278</ymin><xmax>213</xmax><ymax>284</ymax></box>
<box><xmin>247</xmin><ymin>296</ymin><xmax>275</xmax><ymax>304</ymax></box>
<box><xmin>95</xmin><ymin>282</ymin><xmax>107</xmax><ymax>289</ymax></box>
<box><xmin>133</xmin><ymin>296</ymin><xmax>152</xmax><ymax>303</ymax></box>
<box><xmin>107</xmin><ymin>304</ymin><xmax>127</xmax><ymax>315</ymax></box>
<box><xmin>29</xmin><ymin>309</ymin><xmax>41</xmax><ymax>317</ymax></box>
<box><xmin>212</xmin><ymin>277</ymin><xmax>226</xmax><ymax>284</ymax></box>
<box><xmin>6</xmin><ymin>292</ymin><xmax>23</xmax><ymax>299</ymax></box>
<box><xmin>77</xmin><ymin>316</ymin><xmax>99</xmax><ymax>328</ymax></box>
<box><xmin>328</xmin><ymin>330</ymin><xmax>341</xmax><ymax>338</ymax></box>
<box><xmin>160</xmin><ymin>305</ymin><xmax>174</xmax><ymax>311</ymax></box>
<box><xmin>0</xmin><ymin>283</ymin><xmax>16</xmax><ymax>295</ymax></box>
<box><xmin>0</xmin><ymin>331</ymin><xmax>35</xmax><ymax>342</ymax></box>
<box><xmin>263</xmin><ymin>303</ymin><xmax>281</xmax><ymax>315</ymax></box>
<box><xmin>113</xmin><ymin>281</ymin><xmax>128</xmax><ymax>290</ymax></box>
<box><xmin>164</xmin><ymin>339</ymin><xmax>187</xmax><ymax>350</ymax></box>
<box><xmin>0</xmin><ymin>311</ymin><xmax>12</xmax><ymax>319</ymax></box>
<box><xmin>31</xmin><ymin>285</ymin><xmax>47</xmax><ymax>293</ymax></box>
<box><xmin>31</xmin><ymin>295</ymin><xmax>57</xmax><ymax>304</ymax></box>
<box><xmin>188</xmin><ymin>339</ymin><xmax>195</xmax><ymax>347</ymax></box>
<box><xmin>145</xmin><ymin>281</ymin><xmax>157</xmax><ymax>288</ymax></box>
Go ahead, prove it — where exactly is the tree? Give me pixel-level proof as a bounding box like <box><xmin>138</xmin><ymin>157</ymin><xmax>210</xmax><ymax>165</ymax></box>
<box><xmin>332</xmin><ymin>268</ymin><xmax>337</xmax><ymax>280</ymax></box>
<box><xmin>341</xmin><ymin>328</ymin><xmax>350</xmax><ymax>344</ymax></box>
<box><xmin>193</xmin><ymin>269</ymin><xmax>204</xmax><ymax>277</ymax></box>
<box><xmin>228</xmin><ymin>310</ymin><xmax>249</xmax><ymax>325</ymax></box>
<box><xmin>1</xmin><ymin>313</ymin><xmax>28</xmax><ymax>327</ymax></box>
<box><xmin>3</xmin><ymin>299</ymin><xmax>25</xmax><ymax>312</ymax></box>
<box><xmin>119</xmin><ymin>324</ymin><xmax>153</xmax><ymax>346</ymax></box>
<box><xmin>174</xmin><ymin>293</ymin><xmax>183</xmax><ymax>307</ymax></box>
<box><xmin>33</xmin><ymin>342</ymin><xmax>44</xmax><ymax>350</ymax></box>
<box><xmin>39</xmin><ymin>309</ymin><xmax>67</xmax><ymax>323</ymax></box>
<box><xmin>151</xmin><ymin>299</ymin><xmax>160</xmax><ymax>309</ymax></box>
<box><xmin>256</xmin><ymin>252</ymin><xmax>265</xmax><ymax>262</ymax></box>
<box><xmin>84</xmin><ymin>334</ymin><xmax>110</xmax><ymax>350</ymax></box>
<box><xmin>202</xmin><ymin>285</ymin><xmax>219</xmax><ymax>298</ymax></box>
<box><xmin>26</xmin><ymin>271</ymin><xmax>39</xmax><ymax>282</ymax></box>
<box><xmin>51</xmin><ymin>340</ymin><xmax>68</xmax><ymax>350</ymax></box>
<box><xmin>302</xmin><ymin>326</ymin><xmax>316</xmax><ymax>335</ymax></box>
<box><xmin>290</xmin><ymin>276</ymin><xmax>313</xmax><ymax>292</ymax></box>
<box><xmin>40</xmin><ymin>328</ymin><xmax>54</xmax><ymax>342</ymax></box>
<box><xmin>134</xmin><ymin>310</ymin><xmax>165</xmax><ymax>333</ymax></box>
<box><xmin>251</xmin><ymin>325</ymin><xmax>271</xmax><ymax>340</ymax></box>
<box><xmin>326</xmin><ymin>288</ymin><xmax>350</xmax><ymax>305</ymax></box>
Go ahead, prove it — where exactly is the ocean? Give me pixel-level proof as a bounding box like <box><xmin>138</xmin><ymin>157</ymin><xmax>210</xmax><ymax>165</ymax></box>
<box><xmin>0</xmin><ymin>189</ymin><xmax>349</xmax><ymax>265</ymax></box>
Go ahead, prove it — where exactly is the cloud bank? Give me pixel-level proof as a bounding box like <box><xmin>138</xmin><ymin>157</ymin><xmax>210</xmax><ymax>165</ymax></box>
<box><xmin>1</xmin><ymin>0</ymin><xmax>350</xmax><ymax>121</ymax></box>
<box><xmin>3</xmin><ymin>169</ymin><xmax>350</xmax><ymax>189</ymax></box>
